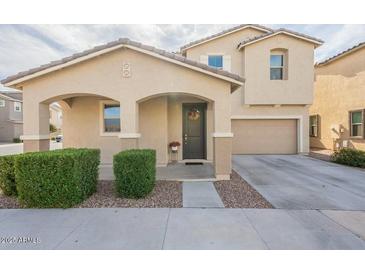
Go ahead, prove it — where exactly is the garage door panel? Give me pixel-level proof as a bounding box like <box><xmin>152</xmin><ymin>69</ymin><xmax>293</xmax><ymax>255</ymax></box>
<box><xmin>232</xmin><ymin>119</ymin><xmax>297</xmax><ymax>154</ymax></box>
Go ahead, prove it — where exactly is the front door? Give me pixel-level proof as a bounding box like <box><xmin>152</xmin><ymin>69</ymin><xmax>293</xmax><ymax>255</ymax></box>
<box><xmin>182</xmin><ymin>103</ymin><xmax>206</xmax><ymax>159</ymax></box>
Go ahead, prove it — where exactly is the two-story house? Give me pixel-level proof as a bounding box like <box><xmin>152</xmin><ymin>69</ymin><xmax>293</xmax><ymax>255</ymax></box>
<box><xmin>0</xmin><ymin>92</ymin><xmax>23</xmax><ymax>142</ymax></box>
<box><xmin>1</xmin><ymin>24</ymin><xmax>323</xmax><ymax>179</ymax></box>
<box><xmin>310</xmin><ymin>42</ymin><xmax>365</xmax><ymax>151</ymax></box>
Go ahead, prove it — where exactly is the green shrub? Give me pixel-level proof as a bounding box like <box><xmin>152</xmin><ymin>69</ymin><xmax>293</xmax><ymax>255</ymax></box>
<box><xmin>113</xmin><ymin>149</ymin><xmax>156</xmax><ymax>198</ymax></box>
<box><xmin>50</xmin><ymin>124</ymin><xmax>57</xmax><ymax>133</ymax></box>
<box><xmin>15</xmin><ymin>148</ymin><xmax>100</xmax><ymax>208</ymax></box>
<box><xmin>13</xmin><ymin>137</ymin><xmax>22</xmax><ymax>143</ymax></box>
<box><xmin>0</xmin><ymin>155</ymin><xmax>18</xmax><ymax>196</ymax></box>
<box><xmin>331</xmin><ymin>148</ymin><xmax>365</xmax><ymax>168</ymax></box>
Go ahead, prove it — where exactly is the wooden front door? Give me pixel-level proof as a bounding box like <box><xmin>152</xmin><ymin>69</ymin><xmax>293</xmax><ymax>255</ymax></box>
<box><xmin>182</xmin><ymin>103</ymin><xmax>206</xmax><ymax>159</ymax></box>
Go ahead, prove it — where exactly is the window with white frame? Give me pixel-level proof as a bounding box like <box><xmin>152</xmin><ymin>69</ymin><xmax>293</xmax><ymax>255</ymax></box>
<box><xmin>350</xmin><ymin>110</ymin><xmax>364</xmax><ymax>138</ymax></box>
<box><xmin>0</xmin><ymin>99</ymin><xmax>5</xmax><ymax>107</ymax></box>
<box><xmin>270</xmin><ymin>54</ymin><xmax>284</xmax><ymax>80</ymax></box>
<box><xmin>309</xmin><ymin>115</ymin><xmax>319</xmax><ymax>137</ymax></box>
<box><xmin>270</xmin><ymin>49</ymin><xmax>288</xmax><ymax>80</ymax></box>
<box><xmin>14</xmin><ymin>102</ymin><xmax>22</xmax><ymax>112</ymax></box>
<box><xmin>103</xmin><ymin>104</ymin><xmax>120</xmax><ymax>133</ymax></box>
<box><xmin>208</xmin><ymin>55</ymin><xmax>223</xmax><ymax>69</ymax></box>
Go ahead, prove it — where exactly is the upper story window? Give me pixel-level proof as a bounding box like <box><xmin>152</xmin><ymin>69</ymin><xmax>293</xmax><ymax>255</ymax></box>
<box><xmin>309</xmin><ymin>115</ymin><xmax>319</xmax><ymax>137</ymax></box>
<box><xmin>14</xmin><ymin>102</ymin><xmax>22</xmax><ymax>112</ymax></box>
<box><xmin>0</xmin><ymin>99</ymin><xmax>5</xmax><ymax>107</ymax></box>
<box><xmin>208</xmin><ymin>55</ymin><xmax>223</xmax><ymax>69</ymax></box>
<box><xmin>350</xmin><ymin>110</ymin><xmax>364</xmax><ymax>138</ymax></box>
<box><xmin>270</xmin><ymin>49</ymin><xmax>288</xmax><ymax>80</ymax></box>
<box><xmin>103</xmin><ymin>104</ymin><xmax>120</xmax><ymax>133</ymax></box>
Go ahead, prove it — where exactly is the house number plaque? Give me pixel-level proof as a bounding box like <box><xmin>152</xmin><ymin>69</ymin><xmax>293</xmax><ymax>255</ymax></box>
<box><xmin>122</xmin><ymin>62</ymin><xmax>131</xmax><ymax>78</ymax></box>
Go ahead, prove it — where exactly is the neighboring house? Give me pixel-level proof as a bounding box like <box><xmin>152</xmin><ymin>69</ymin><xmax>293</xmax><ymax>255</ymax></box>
<box><xmin>0</xmin><ymin>92</ymin><xmax>23</xmax><ymax>142</ymax></box>
<box><xmin>50</xmin><ymin>103</ymin><xmax>63</xmax><ymax>130</ymax></box>
<box><xmin>310</xmin><ymin>42</ymin><xmax>365</xmax><ymax>151</ymax></box>
<box><xmin>1</xmin><ymin>24</ymin><xmax>322</xmax><ymax>179</ymax></box>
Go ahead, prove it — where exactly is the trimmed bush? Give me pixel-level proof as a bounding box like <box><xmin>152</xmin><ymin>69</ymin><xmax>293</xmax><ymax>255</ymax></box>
<box><xmin>15</xmin><ymin>148</ymin><xmax>100</xmax><ymax>208</ymax></box>
<box><xmin>113</xmin><ymin>149</ymin><xmax>156</xmax><ymax>198</ymax></box>
<box><xmin>331</xmin><ymin>148</ymin><xmax>365</xmax><ymax>168</ymax></box>
<box><xmin>0</xmin><ymin>155</ymin><xmax>18</xmax><ymax>196</ymax></box>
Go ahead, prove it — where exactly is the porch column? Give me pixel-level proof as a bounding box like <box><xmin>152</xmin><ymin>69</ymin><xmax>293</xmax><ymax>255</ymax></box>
<box><xmin>212</xmin><ymin>99</ymin><xmax>232</xmax><ymax>180</ymax></box>
<box><xmin>21</xmin><ymin>98</ymin><xmax>50</xmax><ymax>152</ymax></box>
<box><xmin>119</xmin><ymin>100</ymin><xmax>140</xmax><ymax>150</ymax></box>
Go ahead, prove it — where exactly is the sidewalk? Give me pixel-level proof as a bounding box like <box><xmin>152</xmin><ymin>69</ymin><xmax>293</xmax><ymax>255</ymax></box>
<box><xmin>0</xmin><ymin>208</ymin><xmax>364</xmax><ymax>250</ymax></box>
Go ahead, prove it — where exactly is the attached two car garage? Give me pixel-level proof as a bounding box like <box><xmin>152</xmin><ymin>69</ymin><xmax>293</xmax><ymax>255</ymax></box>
<box><xmin>232</xmin><ymin>119</ymin><xmax>298</xmax><ymax>154</ymax></box>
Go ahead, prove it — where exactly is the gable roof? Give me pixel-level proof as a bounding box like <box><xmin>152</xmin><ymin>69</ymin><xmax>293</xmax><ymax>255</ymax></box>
<box><xmin>180</xmin><ymin>24</ymin><xmax>273</xmax><ymax>53</ymax></box>
<box><xmin>0</xmin><ymin>92</ymin><xmax>22</xmax><ymax>102</ymax></box>
<box><xmin>237</xmin><ymin>28</ymin><xmax>324</xmax><ymax>49</ymax></box>
<box><xmin>316</xmin><ymin>42</ymin><xmax>365</xmax><ymax>67</ymax></box>
<box><xmin>1</xmin><ymin>38</ymin><xmax>244</xmax><ymax>90</ymax></box>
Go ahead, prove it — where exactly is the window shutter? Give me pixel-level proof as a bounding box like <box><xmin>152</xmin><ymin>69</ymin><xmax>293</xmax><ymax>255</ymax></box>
<box><xmin>200</xmin><ymin>55</ymin><xmax>208</xmax><ymax>65</ymax></box>
<box><xmin>223</xmin><ymin>55</ymin><xmax>231</xmax><ymax>72</ymax></box>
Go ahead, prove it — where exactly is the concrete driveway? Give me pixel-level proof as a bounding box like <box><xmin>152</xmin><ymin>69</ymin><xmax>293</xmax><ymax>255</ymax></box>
<box><xmin>233</xmin><ymin>155</ymin><xmax>365</xmax><ymax>210</ymax></box>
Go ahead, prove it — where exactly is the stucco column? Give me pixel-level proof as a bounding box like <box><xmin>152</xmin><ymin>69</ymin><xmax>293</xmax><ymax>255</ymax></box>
<box><xmin>21</xmin><ymin>98</ymin><xmax>50</xmax><ymax>152</ymax></box>
<box><xmin>212</xmin><ymin>99</ymin><xmax>232</xmax><ymax>180</ymax></box>
<box><xmin>119</xmin><ymin>100</ymin><xmax>140</xmax><ymax>150</ymax></box>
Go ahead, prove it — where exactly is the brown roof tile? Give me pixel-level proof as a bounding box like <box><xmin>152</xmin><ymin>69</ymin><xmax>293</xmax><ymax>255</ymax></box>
<box><xmin>180</xmin><ymin>24</ymin><xmax>274</xmax><ymax>52</ymax></box>
<box><xmin>237</xmin><ymin>28</ymin><xmax>324</xmax><ymax>49</ymax></box>
<box><xmin>1</xmin><ymin>38</ymin><xmax>244</xmax><ymax>86</ymax></box>
<box><xmin>316</xmin><ymin>41</ymin><xmax>365</xmax><ymax>66</ymax></box>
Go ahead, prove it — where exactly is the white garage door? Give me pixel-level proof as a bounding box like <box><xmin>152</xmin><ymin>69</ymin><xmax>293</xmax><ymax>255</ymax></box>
<box><xmin>232</xmin><ymin>119</ymin><xmax>297</xmax><ymax>154</ymax></box>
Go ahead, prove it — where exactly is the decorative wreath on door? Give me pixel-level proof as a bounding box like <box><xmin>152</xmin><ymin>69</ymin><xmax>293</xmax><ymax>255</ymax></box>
<box><xmin>188</xmin><ymin>108</ymin><xmax>200</xmax><ymax>121</ymax></box>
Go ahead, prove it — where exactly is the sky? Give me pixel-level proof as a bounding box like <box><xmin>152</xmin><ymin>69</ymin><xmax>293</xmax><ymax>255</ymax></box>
<box><xmin>1</xmin><ymin>24</ymin><xmax>364</xmax><ymax>91</ymax></box>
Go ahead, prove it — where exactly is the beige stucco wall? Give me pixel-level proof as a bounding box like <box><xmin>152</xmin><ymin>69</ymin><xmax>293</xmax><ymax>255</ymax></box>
<box><xmin>20</xmin><ymin>47</ymin><xmax>232</xmax><ymax>136</ymax></box>
<box><xmin>185</xmin><ymin>28</ymin><xmax>266</xmax><ymax>75</ymax></box>
<box><xmin>139</xmin><ymin>96</ymin><xmax>169</xmax><ymax>165</ymax></box>
<box><xmin>310</xmin><ymin>47</ymin><xmax>365</xmax><ymax>151</ymax></box>
<box><xmin>18</xmin><ymin>47</ymin><xmax>233</xmax><ymax>177</ymax></box>
<box><xmin>62</xmin><ymin>96</ymin><xmax>120</xmax><ymax>163</ymax></box>
<box><xmin>184</xmin><ymin>31</ymin><xmax>315</xmax><ymax>154</ymax></box>
<box><xmin>242</xmin><ymin>34</ymin><xmax>315</xmax><ymax>105</ymax></box>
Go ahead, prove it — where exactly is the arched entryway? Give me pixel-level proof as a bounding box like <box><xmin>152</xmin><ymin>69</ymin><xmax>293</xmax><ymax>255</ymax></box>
<box><xmin>137</xmin><ymin>92</ymin><xmax>214</xmax><ymax>166</ymax></box>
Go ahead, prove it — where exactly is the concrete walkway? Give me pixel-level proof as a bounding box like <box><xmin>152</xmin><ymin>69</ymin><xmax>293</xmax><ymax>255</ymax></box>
<box><xmin>0</xmin><ymin>208</ymin><xmax>364</xmax><ymax>250</ymax></box>
<box><xmin>183</xmin><ymin>181</ymin><xmax>224</xmax><ymax>208</ymax></box>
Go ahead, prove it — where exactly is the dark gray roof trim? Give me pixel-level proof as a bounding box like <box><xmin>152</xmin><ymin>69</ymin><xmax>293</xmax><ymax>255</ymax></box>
<box><xmin>180</xmin><ymin>24</ymin><xmax>274</xmax><ymax>51</ymax></box>
<box><xmin>237</xmin><ymin>28</ymin><xmax>324</xmax><ymax>48</ymax></box>
<box><xmin>316</xmin><ymin>41</ymin><xmax>365</xmax><ymax>66</ymax></box>
<box><xmin>1</xmin><ymin>38</ymin><xmax>244</xmax><ymax>85</ymax></box>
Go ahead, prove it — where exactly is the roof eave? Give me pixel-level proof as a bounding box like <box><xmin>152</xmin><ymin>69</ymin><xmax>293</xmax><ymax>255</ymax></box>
<box><xmin>237</xmin><ymin>31</ymin><xmax>323</xmax><ymax>50</ymax></box>
<box><xmin>2</xmin><ymin>42</ymin><xmax>244</xmax><ymax>88</ymax></box>
<box><xmin>180</xmin><ymin>24</ymin><xmax>273</xmax><ymax>53</ymax></box>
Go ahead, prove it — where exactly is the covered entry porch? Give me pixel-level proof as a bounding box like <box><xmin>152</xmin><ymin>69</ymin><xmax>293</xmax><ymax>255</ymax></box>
<box><xmin>2</xmin><ymin>39</ymin><xmax>243</xmax><ymax>180</ymax></box>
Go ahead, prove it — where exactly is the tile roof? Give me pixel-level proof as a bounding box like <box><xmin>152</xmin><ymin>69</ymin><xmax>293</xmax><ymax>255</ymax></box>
<box><xmin>1</xmin><ymin>38</ymin><xmax>244</xmax><ymax>86</ymax></box>
<box><xmin>316</xmin><ymin>41</ymin><xmax>365</xmax><ymax>66</ymax></box>
<box><xmin>237</xmin><ymin>28</ymin><xmax>324</xmax><ymax>49</ymax></box>
<box><xmin>180</xmin><ymin>24</ymin><xmax>274</xmax><ymax>52</ymax></box>
<box><xmin>0</xmin><ymin>92</ymin><xmax>22</xmax><ymax>101</ymax></box>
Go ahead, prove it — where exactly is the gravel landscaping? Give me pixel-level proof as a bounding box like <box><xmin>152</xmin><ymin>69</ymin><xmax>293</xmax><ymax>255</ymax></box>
<box><xmin>0</xmin><ymin>181</ymin><xmax>182</xmax><ymax>209</ymax></box>
<box><xmin>214</xmin><ymin>170</ymin><xmax>273</xmax><ymax>208</ymax></box>
<box><xmin>0</xmin><ymin>192</ymin><xmax>21</xmax><ymax>209</ymax></box>
<box><xmin>78</xmin><ymin>180</ymin><xmax>182</xmax><ymax>208</ymax></box>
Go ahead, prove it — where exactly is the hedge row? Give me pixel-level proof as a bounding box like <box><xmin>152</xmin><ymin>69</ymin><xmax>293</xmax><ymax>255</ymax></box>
<box><xmin>331</xmin><ymin>148</ymin><xmax>365</xmax><ymax>168</ymax></box>
<box><xmin>1</xmin><ymin>148</ymin><xmax>157</xmax><ymax>207</ymax></box>
<box><xmin>113</xmin><ymin>149</ymin><xmax>156</xmax><ymax>198</ymax></box>
<box><xmin>0</xmin><ymin>155</ymin><xmax>17</xmax><ymax>196</ymax></box>
<box><xmin>0</xmin><ymin>148</ymin><xmax>100</xmax><ymax>208</ymax></box>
